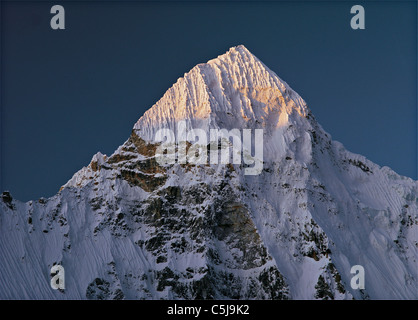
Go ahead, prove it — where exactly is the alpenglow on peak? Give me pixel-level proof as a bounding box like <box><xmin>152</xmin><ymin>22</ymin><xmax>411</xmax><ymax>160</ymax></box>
<box><xmin>133</xmin><ymin>45</ymin><xmax>309</xmax><ymax>142</ymax></box>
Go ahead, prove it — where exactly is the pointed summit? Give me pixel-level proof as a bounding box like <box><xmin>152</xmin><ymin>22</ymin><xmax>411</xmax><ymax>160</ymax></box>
<box><xmin>207</xmin><ymin>44</ymin><xmax>259</xmax><ymax>66</ymax></box>
<box><xmin>226</xmin><ymin>44</ymin><xmax>251</xmax><ymax>53</ymax></box>
<box><xmin>133</xmin><ymin>45</ymin><xmax>309</xmax><ymax>142</ymax></box>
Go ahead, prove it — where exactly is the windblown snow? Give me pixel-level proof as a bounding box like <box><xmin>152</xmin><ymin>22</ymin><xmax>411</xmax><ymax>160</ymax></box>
<box><xmin>1</xmin><ymin>45</ymin><xmax>416</xmax><ymax>300</ymax></box>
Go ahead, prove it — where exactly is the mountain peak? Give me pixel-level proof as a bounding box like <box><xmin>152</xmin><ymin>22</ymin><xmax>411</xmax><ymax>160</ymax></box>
<box><xmin>133</xmin><ymin>45</ymin><xmax>309</xmax><ymax>142</ymax></box>
<box><xmin>229</xmin><ymin>44</ymin><xmax>250</xmax><ymax>52</ymax></box>
<box><xmin>211</xmin><ymin>44</ymin><xmax>253</xmax><ymax>62</ymax></box>
<box><xmin>2</xmin><ymin>46</ymin><xmax>417</xmax><ymax>301</ymax></box>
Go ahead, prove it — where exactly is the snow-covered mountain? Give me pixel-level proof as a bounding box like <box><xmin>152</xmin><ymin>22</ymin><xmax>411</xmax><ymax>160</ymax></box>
<box><xmin>1</xmin><ymin>45</ymin><xmax>416</xmax><ymax>300</ymax></box>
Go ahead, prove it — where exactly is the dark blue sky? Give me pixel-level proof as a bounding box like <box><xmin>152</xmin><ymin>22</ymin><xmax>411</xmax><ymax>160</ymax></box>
<box><xmin>1</xmin><ymin>1</ymin><xmax>417</xmax><ymax>201</ymax></box>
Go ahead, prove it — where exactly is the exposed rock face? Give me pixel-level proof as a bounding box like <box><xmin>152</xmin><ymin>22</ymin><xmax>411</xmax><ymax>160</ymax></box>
<box><xmin>0</xmin><ymin>46</ymin><xmax>416</xmax><ymax>300</ymax></box>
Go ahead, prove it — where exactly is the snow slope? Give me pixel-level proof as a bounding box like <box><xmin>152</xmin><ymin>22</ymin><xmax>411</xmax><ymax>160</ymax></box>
<box><xmin>1</xmin><ymin>45</ymin><xmax>416</xmax><ymax>299</ymax></box>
